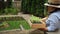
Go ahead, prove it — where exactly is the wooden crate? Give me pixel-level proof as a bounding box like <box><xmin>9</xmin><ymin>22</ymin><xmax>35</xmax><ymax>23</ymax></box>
<box><xmin>31</xmin><ymin>22</ymin><xmax>46</xmax><ymax>29</ymax></box>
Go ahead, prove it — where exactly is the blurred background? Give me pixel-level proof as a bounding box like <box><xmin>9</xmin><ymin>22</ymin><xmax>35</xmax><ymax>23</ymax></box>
<box><xmin>0</xmin><ymin>0</ymin><xmax>48</xmax><ymax>34</ymax></box>
<box><xmin>0</xmin><ymin>0</ymin><xmax>48</xmax><ymax>17</ymax></box>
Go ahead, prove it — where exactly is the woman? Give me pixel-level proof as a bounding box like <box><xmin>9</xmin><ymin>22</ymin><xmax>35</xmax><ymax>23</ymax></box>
<box><xmin>39</xmin><ymin>0</ymin><xmax>60</xmax><ymax>34</ymax></box>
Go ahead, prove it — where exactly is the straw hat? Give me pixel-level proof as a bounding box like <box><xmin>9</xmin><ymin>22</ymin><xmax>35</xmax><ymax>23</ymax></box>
<box><xmin>44</xmin><ymin>0</ymin><xmax>60</xmax><ymax>8</ymax></box>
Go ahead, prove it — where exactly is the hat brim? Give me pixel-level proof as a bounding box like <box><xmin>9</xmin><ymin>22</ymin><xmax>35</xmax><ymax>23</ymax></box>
<box><xmin>44</xmin><ymin>3</ymin><xmax>60</xmax><ymax>8</ymax></box>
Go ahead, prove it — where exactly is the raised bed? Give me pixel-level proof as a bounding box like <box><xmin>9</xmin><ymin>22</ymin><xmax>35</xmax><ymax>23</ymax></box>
<box><xmin>0</xmin><ymin>15</ymin><xmax>31</xmax><ymax>31</ymax></box>
<box><xmin>0</xmin><ymin>15</ymin><xmax>47</xmax><ymax>34</ymax></box>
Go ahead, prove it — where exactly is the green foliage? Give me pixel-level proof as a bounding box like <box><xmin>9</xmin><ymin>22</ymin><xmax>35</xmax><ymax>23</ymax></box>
<box><xmin>4</xmin><ymin>8</ymin><xmax>18</xmax><ymax>14</ymax></box>
<box><xmin>21</xmin><ymin>0</ymin><xmax>46</xmax><ymax>17</ymax></box>
<box><xmin>0</xmin><ymin>22</ymin><xmax>3</xmax><ymax>26</ymax></box>
<box><xmin>30</xmin><ymin>15</ymin><xmax>42</xmax><ymax>23</ymax></box>
<box><xmin>0</xmin><ymin>7</ymin><xmax>18</xmax><ymax>15</ymax></box>
<box><xmin>0</xmin><ymin>17</ymin><xmax>30</xmax><ymax>31</ymax></box>
<box><xmin>0</xmin><ymin>0</ymin><xmax>18</xmax><ymax>15</ymax></box>
<box><xmin>0</xmin><ymin>22</ymin><xmax>7</xmax><ymax>27</ymax></box>
<box><xmin>30</xmin><ymin>15</ymin><xmax>41</xmax><ymax>21</ymax></box>
<box><xmin>0</xmin><ymin>0</ymin><xmax>12</xmax><ymax>15</ymax></box>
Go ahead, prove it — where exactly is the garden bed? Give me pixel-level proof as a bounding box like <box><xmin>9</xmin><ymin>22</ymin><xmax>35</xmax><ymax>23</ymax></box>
<box><xmin>0</xmin><ymin>15</ymin><xmax>31</xmax><ymax>31</ymax></box>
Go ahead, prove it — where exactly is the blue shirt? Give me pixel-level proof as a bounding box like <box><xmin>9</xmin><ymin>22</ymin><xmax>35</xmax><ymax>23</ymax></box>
<box><xmin>46</xmin><ymin>10</ymin><xmax>60</xmax><ymax>31</ymax></box>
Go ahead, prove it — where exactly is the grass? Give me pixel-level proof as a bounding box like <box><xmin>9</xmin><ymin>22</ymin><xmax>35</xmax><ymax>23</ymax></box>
<box><xmin>0</xmin><ymin>17</ymin><xmax>31</xmax><ymax>31</ymax></box>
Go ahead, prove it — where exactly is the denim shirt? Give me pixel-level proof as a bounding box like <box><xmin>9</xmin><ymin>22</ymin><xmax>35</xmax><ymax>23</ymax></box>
<box><xmin>46</xmin><ymin>10</ymin><xmax>60</xmax><ymax>31</ymax></box>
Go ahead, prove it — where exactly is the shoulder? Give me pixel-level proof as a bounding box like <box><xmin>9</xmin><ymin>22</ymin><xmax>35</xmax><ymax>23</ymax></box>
<box><xmin>49</xmin><ymin>11</ymin><xmax>60</xmax><ymax>19</ymax></box>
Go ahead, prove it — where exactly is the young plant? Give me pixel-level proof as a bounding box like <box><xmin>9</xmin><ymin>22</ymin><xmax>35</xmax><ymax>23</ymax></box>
<box><xmin>30</xmin><ymin>15</ymin><xmax>42</xmax><ymax>24</ymax></box>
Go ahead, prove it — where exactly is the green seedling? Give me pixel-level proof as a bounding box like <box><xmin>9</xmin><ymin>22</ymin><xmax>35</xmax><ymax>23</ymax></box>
<box><xmin>30</xmin><ymin>15</ymin><xmax>42</xmax><ymax>24</ymax></box>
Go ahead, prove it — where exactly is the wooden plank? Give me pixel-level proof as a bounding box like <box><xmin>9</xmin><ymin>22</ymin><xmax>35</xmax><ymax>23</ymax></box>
<box><xmin>0</xmin><ymin>15</ymin><xmax>21</xmax><ymax>17</ymax></box>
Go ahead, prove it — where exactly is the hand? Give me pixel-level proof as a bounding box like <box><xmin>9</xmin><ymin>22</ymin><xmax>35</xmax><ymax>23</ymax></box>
<box><xmin>41</xmin><ymin>17</ymin><xmax>48</xmax><ymax>22</ymax></box>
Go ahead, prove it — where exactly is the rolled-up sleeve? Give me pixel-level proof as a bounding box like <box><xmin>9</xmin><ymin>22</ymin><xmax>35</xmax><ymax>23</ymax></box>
<box><xmin>46</xmin><ymin>14</ymin><xmax>59</xmax><ymax>31</ymax></box>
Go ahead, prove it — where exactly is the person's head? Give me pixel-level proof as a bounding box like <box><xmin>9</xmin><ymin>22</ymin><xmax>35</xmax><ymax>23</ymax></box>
<box><xmin>47</xmin><ymin>6</ymin><xmax>56</xmax><ymax>13</ymax></box>
<box><xmin>44</xmin><ymin>0</ymin><xmax>60</xmax><ymax>13</ymax></box>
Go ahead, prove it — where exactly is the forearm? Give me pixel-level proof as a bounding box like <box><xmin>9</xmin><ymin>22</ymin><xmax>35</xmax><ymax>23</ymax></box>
<box><xmin>41</xmin><ymin>17</ymin><xmax>48</xmax><ymax>22</ymax></box>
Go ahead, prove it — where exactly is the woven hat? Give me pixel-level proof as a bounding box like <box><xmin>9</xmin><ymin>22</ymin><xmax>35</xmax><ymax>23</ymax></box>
<box><xmin>44</xmin><ymin>0</ymin><xmax>60</xmax><ymax>8</ymax></box>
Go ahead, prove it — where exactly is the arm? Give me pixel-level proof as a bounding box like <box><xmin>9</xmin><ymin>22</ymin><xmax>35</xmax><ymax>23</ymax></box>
<box><xmin>46</xmin><ymin>15</ymin><xmax>59</xmax><ymax>31</ymax></box>
<box><xmin>41</xmin><ymin>17</ymin><xmax>48</xmax><ymax>22</ymax></box>
<box><xmin>39</xmin><ymin>15</ymin><xmax>59</xmax><ymax>31</ymax></box>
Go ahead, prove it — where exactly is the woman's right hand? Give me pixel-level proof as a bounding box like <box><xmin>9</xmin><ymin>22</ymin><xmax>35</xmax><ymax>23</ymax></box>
<box><xmin>41</xmin><ymin>17</ymin><xmax>48</xmax><ymax>22</ymax></box>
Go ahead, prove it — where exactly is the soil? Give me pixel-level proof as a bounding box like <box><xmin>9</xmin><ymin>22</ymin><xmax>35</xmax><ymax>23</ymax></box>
<box><xmin>31</xmin><ymin>21</ymin><xmax>42</xmax><ymax>24</ymax></box>
<box><xmin>29</xmin><ymin>29</ymin><xmax>46</xmax><ymax>34</ymax></box>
